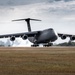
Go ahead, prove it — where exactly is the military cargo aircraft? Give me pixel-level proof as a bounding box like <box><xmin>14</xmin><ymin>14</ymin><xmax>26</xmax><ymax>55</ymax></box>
<box><xmin>0</xmin><ymin>18</ymin><xmax>75</xmax><ymax>47</ymax></box>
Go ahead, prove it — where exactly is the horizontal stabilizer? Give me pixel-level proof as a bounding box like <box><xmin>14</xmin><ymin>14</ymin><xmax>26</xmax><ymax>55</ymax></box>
<box><xmin>12</xmin><ymin>18</ymin><xmax>41</xmax><ymax>21</ymax></box>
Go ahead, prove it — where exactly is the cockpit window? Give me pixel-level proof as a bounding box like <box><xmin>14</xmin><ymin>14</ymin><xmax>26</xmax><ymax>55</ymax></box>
<box><xmin>50</xmin><ymin>28</ymin><xmax>53</xmax><ymax>30</ymax></box>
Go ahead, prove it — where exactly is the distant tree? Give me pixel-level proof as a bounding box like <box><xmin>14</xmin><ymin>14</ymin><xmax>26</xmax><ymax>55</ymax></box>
<box><xmin>56</xmin><ymin>41</ymin><xmax>75</xmax><ymax>46</ymax></box>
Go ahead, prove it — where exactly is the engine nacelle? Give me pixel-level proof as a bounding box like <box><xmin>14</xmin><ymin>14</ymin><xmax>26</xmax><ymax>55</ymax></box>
<box><xmin>22</xmin><ymin>35</ymin><xmax>28</xmax><ymax>40</ymax></box>
<box><xmin>70</xmin><ymin>36</ymin><xmax>75</xmax><ymax>40</ymax></box>
<box><xmin>61</xmin><ymin>35</ymin><xmax>67</xmax><ymax>40</ymax></box>
<box><xmin>10</xmin><ymin>36</ymin><xmax>15</xmax><ymax>41</ymax></box>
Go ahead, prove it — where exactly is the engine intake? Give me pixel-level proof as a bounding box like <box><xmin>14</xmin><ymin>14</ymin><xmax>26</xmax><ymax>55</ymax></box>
<box><xmin>22</xmin><ymin>35</ymin><xmax>28</xmax><ymax>40</ymax></box>
<box><xmin>70</xmin><ymin>36</ymin><xmax>75</xmax><ymax>40</ymax></box>
<box><xmin>10</xmin><ymin>36</ymin><xmax>15</xmax><ymax>41</ymax></box>
<box><xmin>61</xmin><ymin>35</ymin><xmax>66</xmax><ymax>40</ymax></box>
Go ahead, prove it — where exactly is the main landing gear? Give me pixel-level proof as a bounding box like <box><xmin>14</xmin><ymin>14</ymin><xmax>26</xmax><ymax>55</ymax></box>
<box><xmin>31</xmin><ymin>43</ymin><xmax>53</xmax><ymax>47</ymax></box>
<box><xmin>43</xmin><ymin>43</ymin><xmax>53</xmax><ymax>47</ymax></box>
<box><xmin>31</xmin><ymin>44</ymin><xmax>39</xmax><ymax>47</ymax></box>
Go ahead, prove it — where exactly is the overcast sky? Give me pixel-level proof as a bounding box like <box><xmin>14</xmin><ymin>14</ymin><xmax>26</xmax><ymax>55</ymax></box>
<box><xmin>0</xmin><ymin>0</ymin><xmax>75</xmax><ymax>46</ymax></box>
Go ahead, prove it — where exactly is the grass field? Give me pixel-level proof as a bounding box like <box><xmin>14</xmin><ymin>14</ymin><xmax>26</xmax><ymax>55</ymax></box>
<box><xmin>0</xmin><ymin>47</ymin><xmax>75</xmax><ymax>75</ymax></box>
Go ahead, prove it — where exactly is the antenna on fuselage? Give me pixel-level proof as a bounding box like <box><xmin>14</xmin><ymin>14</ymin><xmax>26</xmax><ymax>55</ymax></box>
<box><xmin>12</xmin><ymin>18</ymin><xmax>41</xmax><ymax>32</ymax></box>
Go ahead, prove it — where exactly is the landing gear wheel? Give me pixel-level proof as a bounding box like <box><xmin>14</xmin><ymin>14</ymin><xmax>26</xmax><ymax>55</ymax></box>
<box><xmin>43</xmin><ymin>43</ymin><xmax>53</xmax><ymax>47</ymax></box>
<box><xmin>31</xmin><ymin>44</ymin><xmax>39</xmax><ymax>47</ymax></box>
<box><xmin>48</xmin><ymin>43</ymin><xmax>53</xmax><ymax>46</ymax></box>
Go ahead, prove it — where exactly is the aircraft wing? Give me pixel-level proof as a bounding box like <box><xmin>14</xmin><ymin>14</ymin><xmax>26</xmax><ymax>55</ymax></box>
<box><xmin>58</xmin><ymin>33</ymin><xmax>75</xmax><ymax>40</ymax></box>
<box><xmin>0</xmin><ymin>31</ymin><xmax>40</xmax><ymax>38</ymax></box>
<box><xmin>58</xmin><ymin>33</ymin><xmax>74</xmax><ymax>37</ymax></box>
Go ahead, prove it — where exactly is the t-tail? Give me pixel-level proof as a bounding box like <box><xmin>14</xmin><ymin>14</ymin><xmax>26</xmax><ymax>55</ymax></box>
<box><xmin>12</xmin><ymin>18</ymin><xmax>41</xmax><ymax>32</ymax></box>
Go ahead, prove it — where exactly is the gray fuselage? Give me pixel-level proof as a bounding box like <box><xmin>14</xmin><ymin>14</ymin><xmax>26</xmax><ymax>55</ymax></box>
<box><xmin>28</xmin><ymin>28</ymin><xmax>58</xmax><ymax>44</ymax></box>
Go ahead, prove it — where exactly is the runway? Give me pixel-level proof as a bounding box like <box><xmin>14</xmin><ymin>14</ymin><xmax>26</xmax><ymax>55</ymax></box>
<box><xmin>0</xmin><ymin>47</ymin><xmax>75</xmax><ymax>75</ymax></box>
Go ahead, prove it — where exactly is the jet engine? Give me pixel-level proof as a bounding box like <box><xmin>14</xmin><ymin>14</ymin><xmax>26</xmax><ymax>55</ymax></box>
<box><xmin>10</xmin><ymin>36</ymin><xmax>15</xmax><ymax>41</ymax></box>
<box><xmin>61</xmin><ymin>35</ymin><xmax>66</xmax><ymax>40</ymax></box>
<box><xmin>22</xmin><ymin>35</ymin><xmax>28</xmax><ymax>40</ymax></box>
<box><xmin>70</xmin><ymin>36</ymin><xmax>75</xmax><ymax>40</ymax></box>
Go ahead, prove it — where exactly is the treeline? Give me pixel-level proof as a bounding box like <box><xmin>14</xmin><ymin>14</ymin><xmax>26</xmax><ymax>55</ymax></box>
<box><xmin>56</xmin><ymin>42</ymin><xmax>75</xmax><ymax>46</ymax></box>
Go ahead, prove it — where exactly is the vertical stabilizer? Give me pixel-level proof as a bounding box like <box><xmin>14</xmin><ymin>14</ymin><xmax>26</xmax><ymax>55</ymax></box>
<box><xmin>25</xmin><ymin>18</ymin><xmax>31</xmax><ymax>32</ymax></box>
<box><xmin>12</xmin><ymin>18</ymin><xmax>41</xmax><ymax>32</ymax></box>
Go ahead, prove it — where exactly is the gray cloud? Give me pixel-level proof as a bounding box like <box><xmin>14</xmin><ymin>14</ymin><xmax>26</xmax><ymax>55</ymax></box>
<box><xmin>0</xmin><ymin>0</ymin><xmax>46</xmax><ymax>6</ymax></box>
<box><xmin>0</xmin><ymin>0</ymin><xmax>74</xmax><ymax>6</ymax></box>
<box><xmin>0</xmin><ymin>0</ymin><xmax>75</xmax><ymax>20</ymax></box>
<box><xmin>64</xmin><ymin>0</ymin><xmax>73</xmax><ymax>2</ymax></box>
<box><xmin>48</xmin><ymin>0</ymin><xmax>73</xmax><ymax>3</ymax></box>
<box><xmin>40</xmin><ymin>0</ymin><xmax>75</xmax><ymax>16</ymax></box>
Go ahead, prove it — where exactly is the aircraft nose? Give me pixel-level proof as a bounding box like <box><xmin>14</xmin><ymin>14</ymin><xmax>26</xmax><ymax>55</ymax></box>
<box><xmin>49</xmin><ymin>29</ymin><xmax>58</xmax><ymax>42</ymax></box>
